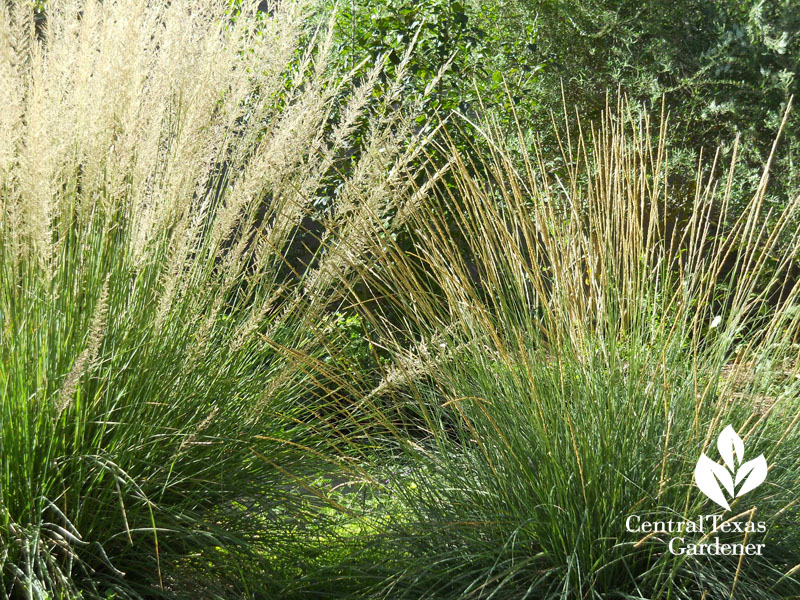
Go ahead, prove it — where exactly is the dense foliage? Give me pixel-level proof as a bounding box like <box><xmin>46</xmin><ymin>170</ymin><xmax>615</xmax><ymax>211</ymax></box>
<box><xmin>530</xmin><ymin>0</ymin><xmax>800</xmax><ymax>217</ymax></box>
<box><xmin>320</xmin><ymin>0</ymin><xmax>800</xmax><ymax>219</ymax></box>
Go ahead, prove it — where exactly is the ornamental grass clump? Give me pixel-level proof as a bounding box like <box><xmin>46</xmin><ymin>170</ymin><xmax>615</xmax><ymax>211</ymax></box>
<box><xmin>345</xmin><ymin>100</ymin><xmax>800</xmax><ymax>598</ymax></box>
<box><xmin>0</xmin><ymin>0</ymin><xmax>434</xmax><ymax>597</ymax></box>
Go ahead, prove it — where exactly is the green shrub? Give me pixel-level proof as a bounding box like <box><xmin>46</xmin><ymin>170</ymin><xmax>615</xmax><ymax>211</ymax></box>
<box><xmin>527</xmin><ymin>0</ymin><xmax>800</xmax><ymax>223</ymax></box>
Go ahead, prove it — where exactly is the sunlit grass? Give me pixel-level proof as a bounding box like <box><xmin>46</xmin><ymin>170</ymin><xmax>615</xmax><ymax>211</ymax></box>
<box><xmin>317</xmin><ymin>99</ymin><xmax>800</xmax><ymax>599</ymax></box>
<box><xmin>0</xmin><ymin>0</ymin><xmax>434</xmax><ymax>597</ymax></box>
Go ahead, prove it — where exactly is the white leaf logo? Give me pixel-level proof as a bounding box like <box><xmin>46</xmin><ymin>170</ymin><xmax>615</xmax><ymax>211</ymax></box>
<box><xmin>735</xmin><ymin>455</ymin><xmax>768</xmax><ymax>497</ymax></box>
<box><xmin>717</xmin><ymin>425</ymin><xmax>744</xmax><ymax>471</ymax></box>
<box><xmin>694</xmin><ymin>425</ymin><xmax>767</xmax><ymax>511</ymax></box>
<box><xmin>695</xmin><ymin>454</ymin><xmax>734</xmax><ymax>510</ymax></box>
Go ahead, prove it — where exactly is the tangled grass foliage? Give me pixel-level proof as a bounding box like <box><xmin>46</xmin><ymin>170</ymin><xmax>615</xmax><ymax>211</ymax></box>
<box><xmin>0</xmin><ymin>0</ymin><xmax>438</xmax><ymax>597</ymax></box>
<box><xmin>339</xmin><ymin>100</ymin><xmax>800</xmax><ymax>599</ymax></box>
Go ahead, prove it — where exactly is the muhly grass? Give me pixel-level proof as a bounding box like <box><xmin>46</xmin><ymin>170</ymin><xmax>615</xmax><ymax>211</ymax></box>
<box><xmin>303</xmin><ymin>100</ymin><xmax>800</xmax><ymax>599</ymax></box>
<box><xmin>0</xmin><ymin>0</ymin><xmax>442</xmax><ymax>597</ymax></box>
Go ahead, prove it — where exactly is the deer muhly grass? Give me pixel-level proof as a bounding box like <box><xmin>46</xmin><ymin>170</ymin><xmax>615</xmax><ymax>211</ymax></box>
<box><xmin>333</xmin><ymin>101</ymin><xmax>800</xmax><ymax>598</ymax></box>
<box><xmin>0</xmin><ymin>0</ymin><xmax>440</xmax><ymax>597</ymax></box>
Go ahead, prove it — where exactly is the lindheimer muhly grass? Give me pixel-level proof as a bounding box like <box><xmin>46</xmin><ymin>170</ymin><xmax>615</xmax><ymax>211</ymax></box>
<box><xmin>0</xmin><ymin>0</ymin><xmax>442</xmax><ymax>597</ymax></box>
<box><xmin>311</xmin><ymin>99</ymin><xmax>800</xmax><ymax>598</ymax></box>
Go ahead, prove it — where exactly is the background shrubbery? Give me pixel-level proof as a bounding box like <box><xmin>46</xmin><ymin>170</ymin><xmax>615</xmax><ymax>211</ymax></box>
<box><xmin>317</xmin><ymin>0</ymin><xmax>799</xmax><ymax>217</ymax></box>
